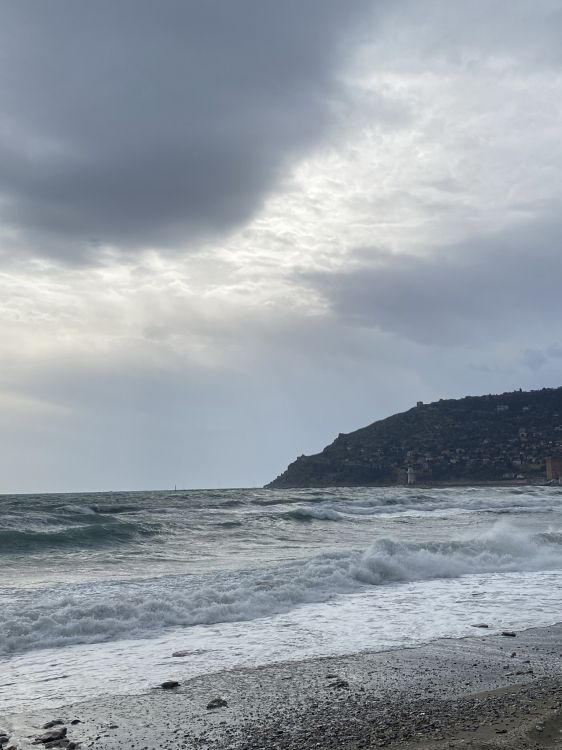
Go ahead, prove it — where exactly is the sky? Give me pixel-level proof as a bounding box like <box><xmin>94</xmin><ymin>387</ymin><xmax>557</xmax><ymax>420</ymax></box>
<box><xmin>1</xmin><ymin>0</ymin><xmax>562</xmax><ymax>493</ymax></box>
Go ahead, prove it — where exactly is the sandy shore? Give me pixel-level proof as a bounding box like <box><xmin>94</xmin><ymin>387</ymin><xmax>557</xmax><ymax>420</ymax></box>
<box><xmin>3</xmin><ymin>623</ymin><xmax>562</xmax><ymax>750</ymax></box>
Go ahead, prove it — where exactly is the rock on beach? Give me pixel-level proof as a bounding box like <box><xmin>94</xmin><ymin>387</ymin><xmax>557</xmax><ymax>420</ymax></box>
<box><xmin>42</xmin><ymin>721</ymin><xmax>64</xmax><ymax>730</ymax></box>
<box><xmin>207</xmin><ymin>697</ymin><xmax>228</xmax><ymax>710</ymax></box>
<box><xmin>160</xmin><ymin>680</ymin><xmax>180</xmax><ymax>690</ymax></box>
<box><xmin>33</xmin><ymin>726</ymin><xmax>67</xmax><ymax>745</ymax></box>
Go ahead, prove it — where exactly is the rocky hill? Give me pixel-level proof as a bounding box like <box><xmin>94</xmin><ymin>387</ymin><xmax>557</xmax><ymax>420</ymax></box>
<box><xmin>266</xmin><ymin>387</ymin><xmax>562</xmax><ymax>488</ymax></box>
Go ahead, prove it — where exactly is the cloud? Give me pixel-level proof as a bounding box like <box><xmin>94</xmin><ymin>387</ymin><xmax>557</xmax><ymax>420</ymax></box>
<box><xmin>521</xmin><ymin>349</ymin><xmax>548</xmax><ymax>371</ymax></box>
<box><xmin>0</xmin><ymin>0</ymin><xmax>372</xmax><ymax>261</ymax></box>
<box><xmin>366</xmin><ymin>0</ymin><xmax>562</xmax><ymax>71</ymax></box>
<box><xmin>303</xmin><ymin>218</ymin><xmax>562</xmax><ymax>348</ymax></box>
<box><xmin>2</xmin><ymin>1</ymin><xmax>562</xmax><ymax>491</ymax></box>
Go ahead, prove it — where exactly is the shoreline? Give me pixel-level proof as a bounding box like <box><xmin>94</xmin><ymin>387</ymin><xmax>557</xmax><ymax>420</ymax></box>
<box><xmin>4</xmin><ymin>621</ymin><xmax>562</xmax><ymax>749</ymax></box>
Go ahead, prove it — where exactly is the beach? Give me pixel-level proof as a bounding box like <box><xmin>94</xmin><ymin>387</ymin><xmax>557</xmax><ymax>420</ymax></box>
<box><xmin>3</xmin><ymin>622</ymin><xmax>562</xmax><ymax>749</ymax></box>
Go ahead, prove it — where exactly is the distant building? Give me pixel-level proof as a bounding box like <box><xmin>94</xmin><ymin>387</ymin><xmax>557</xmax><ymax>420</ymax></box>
<box><xmin>546</xmin><ymin>457</ymin><xmax>562</xmax><ymax>481</ymax></box>
<box><xmin>496</xmin><ymin>404</ymin><xmax>509</xmax><ymax>412</ymax></box>
<box><xmin>416</xmin><ymin>401</ymin><xmax>423</xmax><ymax>408</ymax></box>
<box><xmin>407</xmin><ymin>467</ymin><xmax>416</xmax><ymax>485</ymax></box>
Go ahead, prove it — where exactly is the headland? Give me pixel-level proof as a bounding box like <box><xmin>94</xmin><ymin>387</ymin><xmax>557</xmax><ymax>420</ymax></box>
<box><xmin>267</xmin><ymin>386</ymin><xmax>562</xmax><ymax>489</ymax></box>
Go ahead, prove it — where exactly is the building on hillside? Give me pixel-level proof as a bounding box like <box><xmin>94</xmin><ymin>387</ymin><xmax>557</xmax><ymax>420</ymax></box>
<box><xmin>546</xmin><ymin>456</ymin><xmax>562</xmax><ymax>481</ymax></box>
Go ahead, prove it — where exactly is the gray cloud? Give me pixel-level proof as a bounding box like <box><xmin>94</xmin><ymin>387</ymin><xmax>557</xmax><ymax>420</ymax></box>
<box><xmin>4</xmin><ymin>298</ymin><xmax>561</xmax><ymax>493</ymax></box>
<box><xmin>521</xmin><ymin>349</ymin><xmax>548</xmax><ymax>371</ymax></box>
<box><xmin>0</xmin><ymin>0</ymin><xmax>371</xmax><ymax>260</ymax></box>
<box><xmin>303</xmin><ymin>219</ymin><xmax>562</xmax><ymax>348</ymax></box>
<box><xmin>371</xmin><ymin>0</ymin><xmax>562</xmax><ymax>70</ymax></box>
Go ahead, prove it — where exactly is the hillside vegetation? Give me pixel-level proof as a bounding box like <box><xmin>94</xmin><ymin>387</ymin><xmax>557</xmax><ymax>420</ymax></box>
<box><xmin>266</xmin><ymin>387</ymin><xmax>562</xmax><ymax>488</ymax></box>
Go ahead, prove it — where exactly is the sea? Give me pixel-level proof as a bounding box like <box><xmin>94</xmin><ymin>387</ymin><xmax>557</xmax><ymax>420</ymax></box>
<box><xmin>2</xmin><ymin>485</ymin><xmax>562</xmax><ymax>713</ymax></box>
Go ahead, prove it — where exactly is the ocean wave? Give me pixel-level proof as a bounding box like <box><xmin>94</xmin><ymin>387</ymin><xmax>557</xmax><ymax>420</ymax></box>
<box><xmin>537</xmin><ymin>530</ymin><xmax>562</xmax><ymax>544</ymax></box>
<box><xmin>88</xmin><ymin>504</ymin><xmax>141</xmax><ymax>514</ymax></box>
<box><xmin>0</xmin><ymin>520</ymin><xmax>158</xmax><ymax>553</ymax></box>
<box><xmin>274</xmin><ymin>490</ymin><xmax>562</xmax><ymax>522</ymax></box>
<box><xmin>2</xmin><ymin>525</ymin><xmax>561</xmax><ymax>655</ymax></box>
<box><xmin>58</xmin><ymin>502</ymin><xmax>141</xmax><ymax>516</ymax></box>
<box><xmin>214</xmin><ymin>520</ymin><xmax>243</xmax><ymax>528</ymax></box>
<box><xmin>285</xmin><ymin>507</ymin><xmax>343</xmax><ymax>522</ymax></box>
<box><xmin>279</xmin><ymin>500</ymin><xmax>446</xmax><ymax>522</ymax></box>
<box><xmin>60</xmin><ymin>504</ymin><xmax>98</xmax><ymax>515</ymax></box>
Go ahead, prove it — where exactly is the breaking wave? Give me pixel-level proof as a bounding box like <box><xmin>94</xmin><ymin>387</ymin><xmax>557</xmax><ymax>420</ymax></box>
<box><xmin>2</xmin><ymin>525</ymin><xmax>561</xmax><ymax>655</ymax></box>
<box><xmin>274</xmin><ymin>489</ymin><xmax>562</xmax><ymax>522</ymax></box>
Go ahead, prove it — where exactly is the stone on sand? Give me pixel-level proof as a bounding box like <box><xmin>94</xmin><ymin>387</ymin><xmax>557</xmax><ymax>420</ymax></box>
<box><xmin>33</xmin><ymin>727</ymin><xmax>67</xmax><ymax>744</ymax></box>
<box><xmin>207</xmin><ymin>697</ymin><xmax>228</xmax><ymax>710</ymax></box>
<box><xmin>160</xmin><ymin>680</ymin><xmax>180</xmax><ymax>690</ymax></box>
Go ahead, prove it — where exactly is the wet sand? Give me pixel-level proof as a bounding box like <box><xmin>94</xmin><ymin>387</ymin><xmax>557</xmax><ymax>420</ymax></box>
<box><xmin>3</xmin><ymin>622</ymin><xmax>562</xmax><ymax>749</ymax></box>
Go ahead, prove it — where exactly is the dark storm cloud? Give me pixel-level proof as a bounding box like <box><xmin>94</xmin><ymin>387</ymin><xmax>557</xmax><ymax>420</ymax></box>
<box><xmin>0</xmin><ymin>0</ymin><xmax>371</xmax><ymax>260</ymax></box>
<box><xmin>304</xmin><ymin>220</ymin><xmax>562</xmax><ymax>347</ymax></box>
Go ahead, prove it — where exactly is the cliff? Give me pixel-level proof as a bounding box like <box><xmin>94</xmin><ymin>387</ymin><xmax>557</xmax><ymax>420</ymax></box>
<box><xmin>266</xmin><ymin>387</ymin><xmax>562</xmax><ymax>488</ymax></box>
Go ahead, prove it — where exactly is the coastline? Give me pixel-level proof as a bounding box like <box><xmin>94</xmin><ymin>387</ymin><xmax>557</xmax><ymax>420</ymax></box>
<box><xmin>266</xmin><ymin>479</ymin><xmax>554</xmax><ymax>490</ymax></box>
<box><xmin>4</xmin><ymin>622</ymin><xmax>562</xmax><ymax>750</ymax></box>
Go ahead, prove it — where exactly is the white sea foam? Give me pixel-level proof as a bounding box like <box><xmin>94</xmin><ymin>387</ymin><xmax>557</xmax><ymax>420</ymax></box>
<box><xmin>1</xmin><ymin>525</ymin><xmax>561</xmax><ymax>656</ymax></box>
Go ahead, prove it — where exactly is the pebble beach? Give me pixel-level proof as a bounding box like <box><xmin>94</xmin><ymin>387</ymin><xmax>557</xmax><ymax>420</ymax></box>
<box><xmin>3</xmin><ymin>623</ymin><xmax>562</xmax><ymax>750</ymax></box>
